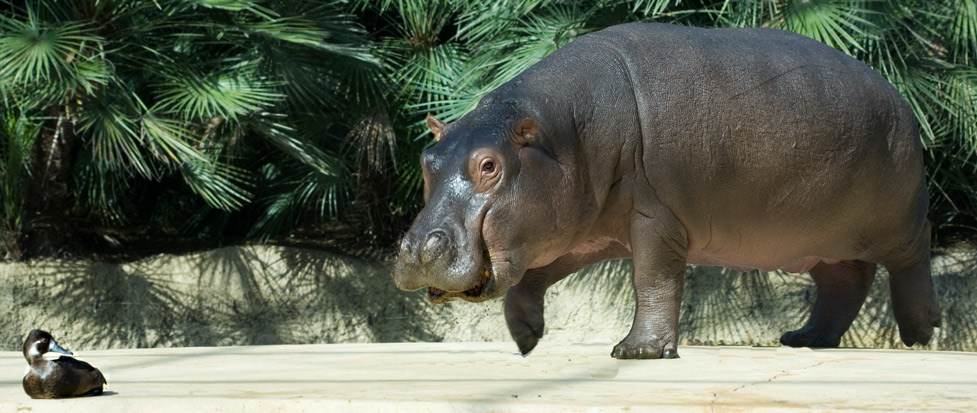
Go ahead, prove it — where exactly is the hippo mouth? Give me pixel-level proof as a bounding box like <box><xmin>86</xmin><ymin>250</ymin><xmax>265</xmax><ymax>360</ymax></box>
<box><xmin>427</xmin><ymin>249</ymin><xmax>494</xmax><ymax>303</ymax></box>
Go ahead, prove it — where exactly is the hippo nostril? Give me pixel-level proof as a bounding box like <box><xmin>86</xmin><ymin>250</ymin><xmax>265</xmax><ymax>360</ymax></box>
<box><xmin>425</xmin><ymin>231</ymin><xmax>445</xmax><ymax>249</ymax></box>
<box><xmin>397</xmin><ymin>235</ymin><xmax>421</xmax><ymax>264</ymax></box>
<box><xmin>422</xmin><ymin>230</ymin><xmax>451</xmax><ymax>264</ymax></box>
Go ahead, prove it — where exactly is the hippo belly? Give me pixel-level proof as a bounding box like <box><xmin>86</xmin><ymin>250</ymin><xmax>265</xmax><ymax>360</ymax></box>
<box><xmin>687</xmin><ymin>250</ymin><xmax>839</xmax><ymax>274</ymax></box>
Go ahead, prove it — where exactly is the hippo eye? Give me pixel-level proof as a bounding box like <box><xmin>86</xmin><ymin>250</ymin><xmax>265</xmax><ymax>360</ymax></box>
<box><xmin>480</xmin><ymin>159</ymin><xmax>496</xmax><ymax>174</ymax></box>
<box><xmin>471</xmin><ymin>153</ymin><xmax>500</xmax><ymax>190</ymax></box>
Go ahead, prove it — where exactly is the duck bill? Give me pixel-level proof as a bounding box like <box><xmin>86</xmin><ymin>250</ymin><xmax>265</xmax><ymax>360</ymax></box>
<box><xmin>48</xmin><ymin>339</ymin><xmax>73</xmax><ymax>356</ymax></box>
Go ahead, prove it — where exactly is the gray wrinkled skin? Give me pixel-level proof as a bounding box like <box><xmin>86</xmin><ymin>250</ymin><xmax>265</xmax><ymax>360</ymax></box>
<box><xmin>393</xmin><ymin>23</ymin><xmax>941</xmax><ymax>359</ymax></box>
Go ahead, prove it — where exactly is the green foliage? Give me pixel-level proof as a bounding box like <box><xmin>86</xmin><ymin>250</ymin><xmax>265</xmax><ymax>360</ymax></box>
<box><xmin>0</xmin><ymin>0</ymin><xmax>974</xmax><ymax>259</ymax></box>
<box><xmin>0</xmin><ymin>0</ymin><xmax>381</xmax><ymax>256</ymax></box>
<box><xmin>373</xmin><ymin>0</ymin><xmax>977</xmax><ymax>245</ymax></box>
<box><xmin>0</xmin><ymin>110</ymin><xmax>38</xmax><ymax>255</ymax></box>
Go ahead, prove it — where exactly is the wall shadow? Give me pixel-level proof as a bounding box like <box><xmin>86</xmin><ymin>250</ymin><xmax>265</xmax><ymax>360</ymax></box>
<box><xmin>33</xmin><ymin>260</ymin><xmax>188</xmax><ymax>349</ymax></box>
<box><xmin>2</xmin><ymin>246</ymin><xmax>974</xmax><ymax>352</ymax></box>
<box><xmin>177</xmin><ymin>246</ymin><xmax>442</xmax><ymax>346</ymax></box>
<box><xmin>552</xmin><ymin>252</ymin><xmax>976</xmax><ymax>351</ymax></box>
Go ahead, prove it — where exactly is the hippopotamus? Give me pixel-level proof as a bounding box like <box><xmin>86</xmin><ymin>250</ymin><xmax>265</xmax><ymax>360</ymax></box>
<box><xmin>392</xmin><ymin>22</ymin><xmax>941</xmax><ymax>359</ymax></box>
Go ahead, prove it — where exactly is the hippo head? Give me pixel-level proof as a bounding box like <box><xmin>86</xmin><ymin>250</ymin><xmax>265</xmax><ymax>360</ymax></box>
<box><xmin>393</xmin><ymin>105</ymin><xmax>582</xmax><ymax>304</ymax></box>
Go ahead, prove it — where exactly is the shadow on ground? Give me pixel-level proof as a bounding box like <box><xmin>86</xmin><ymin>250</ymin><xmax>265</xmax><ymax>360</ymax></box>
<box><xmin>1</xmin><ymin>247</ymin><xmax>444</xmax><ymax>350</ymax></box>
<box><xmin>1</xmin><ymin>245</ymin><xmax>974</xmax><ymax>352</ymax></box>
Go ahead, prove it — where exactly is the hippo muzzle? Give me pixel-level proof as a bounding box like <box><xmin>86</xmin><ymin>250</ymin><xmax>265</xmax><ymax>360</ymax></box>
<box><xmin>393</xmin><ymin>224</ymin><xmax>499</xmax><ymax>304</ymax></box>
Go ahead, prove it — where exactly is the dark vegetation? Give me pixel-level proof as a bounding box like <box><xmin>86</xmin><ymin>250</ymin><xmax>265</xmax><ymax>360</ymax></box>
<box><xmin>1</xmin><ymin>0</ymin><xmax>974</xmax><ymax>262</ymax></box>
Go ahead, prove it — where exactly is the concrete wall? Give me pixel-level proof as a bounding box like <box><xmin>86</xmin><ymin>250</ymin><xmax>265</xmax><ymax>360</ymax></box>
<box><xmin>2</xmin><ymin>246</ymin><xmax>974</xmax><ymax>352</ymax></box>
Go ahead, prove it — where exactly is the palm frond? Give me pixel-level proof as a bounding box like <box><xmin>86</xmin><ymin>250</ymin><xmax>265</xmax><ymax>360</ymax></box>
<box><xmin>76</xmin><ymin>88</ymin><xmax>156</xmax><ymax>178</ymax></box>
<box><xmin>180</xmin><ymin>159</ymin><xmax>252</xmax><ymax>211</ymax></box>
<box><xmin>0</xmin><ymin>109</ymin><xmax>40</xmax><ymax>231</ymax></box>
<box><xmin>408</xmin><ymin>72</ymin><xmax>488</xmax><ymax>129</ymax></box>
<box><xmin>0</xmin><ymin>11</ymin><xmax>106</xmax><ymax>96</ymax></box>
<box><xmin>394</xmin><ymin>0</ymin><xmax>459</xmax><ymax>45</ymax></box>
<box><xmin>248</xmin><ymin>168</ymin><xmax>344</xmax><ymax>241</ymax></box>
<box><xmin>249</xmin><ymin>116</ymin><xmax>345</xmax><ymax>179</ymax></box>
<box><xmin>455</xmin><ymin>0</ymin><xmax>554</xmax><ymax>43</ymax></box>
<box><xmin>387</xmin><ymin>41</ymin><xmax>468</xmax><ymax>106</ymax></box>
<box><xmin>261</xmin><ymin>47</ymin><xmax>339</xmax><ymax>109</ymax></box>
<box><xmin>237</xmin><ymin>10</ymin><xmax>378</xmax><ymax>64</ymax></box>
<box><xmin>884</xmin><ymin>61</ymin><xmax>950</xmax><ymax>145</ymax></box>
<box><xmin>774</xmin><ymin>0</ymin><xmax>875</xmax><ymax>55</ymax></box>
<box><xmin>71</xmin><ymin>56</ymin><xmax>112</xmax><ymax>95</ymax></box>
<box><xmin>154</xmin><ymin>63</ymin><xmax>282</xmax><ymax>122</ymax></box>
<box><xmin>140</xmin><ymin>113</ymin><xmax>208</xmax><ymax>165</ymax></box>
<box><xmin>711</xmin><ymin>0</ymin><xmax>764</xmax><ymax>28</ymax></box>
<box><xmin>632</xmin><ymin>0</ymin><xmax>677</xmax><ymax>17</ymax></box>
<box><xmin>73</xmin><ymin>151</ymin><xmax>129</xmax><ymax>225</ymax></box>
<box><xmin>347</xmin><ymin>107</ymin><xmax>397</xmax><ymax>172</ymax></box>
<box><xmin>949</xmin><ymin>0</ymin><xmax>977</xmax><ymax>65</ymax></box>
<box><xmin>943</xmin><ymin>68</ymin><xmax>977</xmax><ymax>152</ymax></box>
<box><xmin>486</xmin><ymin>5</ymin><xmax>591</xmax><ymax>88</ymax></box>
<box><xmin>193</xmin><ymin>0</ymin><xmax>260</xmax><ymax>12</ymax></box>
<box><xmin>412</xmin><ymin>4</ymin><xmax>588</xmax><ymax>128</ymax></box>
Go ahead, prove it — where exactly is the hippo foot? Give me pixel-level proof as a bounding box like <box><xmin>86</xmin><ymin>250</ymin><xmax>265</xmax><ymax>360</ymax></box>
<box><xmin>504</xmin><ymin>287</ymin><xmax>545</xmax><ymax>356</ymax></box>
<box><xmin>887</xmin><ymin>253</ymin><xmax>942</xmax><ymax>347</ymax></box>
<box><xmin>610</xmin><ymin>340</ymin><xmax>679</xmax><ymax>360</ymax></box>
<box><xmin>779</xmin><ymin>327</ymin><xmax>841</xmax><ymax>348</ymax></box>
<box><xmin>507</xmin><ymin>316</ymin><xmax>542</xmax><ymax>356</ymax></box>
<box><xmin>893</xmin><ymin>305</ymin><xmax>940</xmax><ymax>347</ymax></box>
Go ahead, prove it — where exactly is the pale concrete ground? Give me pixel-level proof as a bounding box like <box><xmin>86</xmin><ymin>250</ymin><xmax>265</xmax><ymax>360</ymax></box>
<box><xmin>2</xmin><ymin>342</ymin><xmax>975</xmax><ymax>412</ymax></box>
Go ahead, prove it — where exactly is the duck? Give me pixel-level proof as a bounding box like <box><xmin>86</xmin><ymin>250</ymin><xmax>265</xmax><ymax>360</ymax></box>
<box><xmin>22</xmin><ymin>329</ymin><xmax>107</xmax><ymax>399</ymax></box>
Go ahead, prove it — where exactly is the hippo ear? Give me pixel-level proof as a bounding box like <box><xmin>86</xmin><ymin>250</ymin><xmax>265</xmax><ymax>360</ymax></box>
<box><xmin>426</xmin><ymin>114</ymin><xmax>446</xmax><ymax>142</ymax></box>
<box><xmin>513</xmin><ymin>118</ymin><xmax>538</xmax><ymax>145</ymax></box>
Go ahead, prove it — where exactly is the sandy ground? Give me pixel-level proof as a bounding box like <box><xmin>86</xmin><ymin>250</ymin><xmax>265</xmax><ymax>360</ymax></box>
<box><xmin>2</xmin><ymin>342</ymin><xmax>975</xmax><ymax>412</ymax></box>
<box><xmin>2</xmin><ymin>247</ymin><xmax>974</xmax><ymax>411</ymax></box>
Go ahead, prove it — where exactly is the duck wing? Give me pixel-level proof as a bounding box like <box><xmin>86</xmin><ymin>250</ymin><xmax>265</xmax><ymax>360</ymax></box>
<box><xmin>53</xmin><ymin>356</ymin><xmax>107</xmax><ymax>396</ymax></box>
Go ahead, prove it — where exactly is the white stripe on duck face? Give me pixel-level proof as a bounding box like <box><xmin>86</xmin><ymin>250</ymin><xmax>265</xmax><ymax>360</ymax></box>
<box><xmin>28</xmin><ymin>341</ymin><xmax>43</xmax><ymax>357</ymax></box>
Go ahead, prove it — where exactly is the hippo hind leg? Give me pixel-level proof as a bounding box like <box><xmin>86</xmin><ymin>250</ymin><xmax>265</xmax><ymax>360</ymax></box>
<box><xmin>885</xmin><ymin>257</ymin><xmax>941</xmax><ymax>346</ymax></box>
<box><xmin>781</xmin><ymin>260</ymin><xmax>876</xmax><ymax>348</ymax></box>
<box><xmin>882</xmin><ymin>222</ymin><xmax>941</xmax><ymax>346</ymax></box>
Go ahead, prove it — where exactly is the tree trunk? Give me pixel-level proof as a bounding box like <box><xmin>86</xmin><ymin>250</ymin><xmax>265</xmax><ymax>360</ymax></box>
<box><xmin>20</xmin><ymin>105</ymin><xmax>78</xmax><ymax>259</ymax></box>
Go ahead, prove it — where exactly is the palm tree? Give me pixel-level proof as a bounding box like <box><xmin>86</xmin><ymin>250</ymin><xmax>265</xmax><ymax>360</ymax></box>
<box><xmin>0</xmin><ymin>0</ymin><xmax>380</xmax><ymax>258</ymax></box>
<box><xmin>1</xmin><ymin>0</ymin><xmax>973</xmax><ymax>260</ymax></box>
<box><xmin>378</xmin><ymin>0</ymin><xmax>976</xmax><ymax>245</ymax></box>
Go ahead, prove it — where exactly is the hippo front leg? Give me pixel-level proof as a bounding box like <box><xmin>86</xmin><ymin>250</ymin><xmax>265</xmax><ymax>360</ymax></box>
<box><xmin>506</xmin><ymin>245</ymin><xmax>631</xmax><ymax>356</ymax></box>
<box><xmin>612</xmin><ymin>214</ymin><xmax>686</xmax><ymax>359</ymax></box>
<box><xmin>504</xmin><ymin>271</ymin><xmax>552</xmax><ymax>356</ymax></box>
